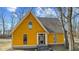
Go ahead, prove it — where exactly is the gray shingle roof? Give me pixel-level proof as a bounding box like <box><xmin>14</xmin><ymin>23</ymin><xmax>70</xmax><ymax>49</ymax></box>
<box><xmin>38</xmin><ymin>17</ymin><xmax>63</xmax><ymax>33</ymax></box>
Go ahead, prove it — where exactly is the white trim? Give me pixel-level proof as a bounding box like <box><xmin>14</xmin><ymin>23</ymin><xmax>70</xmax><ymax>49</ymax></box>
<box><xmin>12</xmin><ymin>45</ymin><xmax>37</xmax><ymax>48</ymax></box>
<box><xmin>13</xmin><ymin>45</ymin><xmax>37</xmax><ymax>47</ymax></box>
<box><xmin>11</xmin><ymin>11</ymin><xmax>49</xmax><ymax>34</ymax></box>
<box><xmin>31</xmin><ymin>12</ymin><xmax>48</xmax><ymax>33</ymax></box>
<box><xmin>37</xmin><ymin>33</ymin><xmax>38</xmax><ymax>45</ymax></box>
<box><xmin>11</xmin><ymin>11</ymin><xmax>31</xmax><ymax>34</ymax></box>
<box><xmin>37</xmin><ymin>32</ymin><xmax>48</xmax><ymax>45</ymax></box>
<box><xmin>48</xmin><ymin>43</ymin><xmax>64</xmax><ymax>45</ymax></box>
<box><xmin>45</xmin><ymin>33</ymin><xmax>48</xmax><ymax>45</ymax></box>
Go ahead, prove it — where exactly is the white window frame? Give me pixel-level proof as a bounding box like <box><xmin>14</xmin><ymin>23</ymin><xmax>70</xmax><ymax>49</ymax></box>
<box><xmin>28</xmin><ymin>21</ymin><xmax>32</xmax><ymax>29</ymax></box>
<box><xmin>37</xmin><ymin>32</ymin><xmax>47</xmax><ymax>45</ymax></box>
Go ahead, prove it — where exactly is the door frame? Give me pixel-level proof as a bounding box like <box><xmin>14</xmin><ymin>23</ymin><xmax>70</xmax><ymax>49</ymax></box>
<box><xmin>37</xmin><ymin>32</ymin><xmax>47</xmax><ymax>45</ymax></box>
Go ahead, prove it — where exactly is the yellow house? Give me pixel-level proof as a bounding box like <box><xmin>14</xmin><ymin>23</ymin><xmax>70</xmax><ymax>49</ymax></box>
<box><xmin>11</xmin><ymin>11</ymin><xmax>64</xmax><ymax>49</ymax></box>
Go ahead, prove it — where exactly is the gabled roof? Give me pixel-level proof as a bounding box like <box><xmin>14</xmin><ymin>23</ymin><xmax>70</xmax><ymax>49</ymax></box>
<box><xmin>11</xmin><ymin>11</ymin><xmax>48</xmax><ymax>34</ymax></box>
<box><xmin>38</xmin><ymin>17</ymin><xmax>63</xmax><ymax>33</ymax></box>
<box><xmin>11</xmin><ymin>11</ymin><xmax>63</xmax><ymax>34</ymax></box>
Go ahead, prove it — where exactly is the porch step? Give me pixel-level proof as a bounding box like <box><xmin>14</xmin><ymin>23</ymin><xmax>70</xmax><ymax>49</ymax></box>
<box><xmin>37</xmin><ymin>45</ymin><xmax>49</xmax><ymax>51</ymax></box>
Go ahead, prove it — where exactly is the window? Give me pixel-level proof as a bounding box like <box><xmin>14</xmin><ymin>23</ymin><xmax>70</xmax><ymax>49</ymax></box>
<box><xmin>28</xmin><ymin>21</ymin><xmax>32</xmax><ymax>29</ymax></box>
<box><xmin>23</xmin><ymin>34</ymin><xmax>27</xmax><ymax>45</ymax></box>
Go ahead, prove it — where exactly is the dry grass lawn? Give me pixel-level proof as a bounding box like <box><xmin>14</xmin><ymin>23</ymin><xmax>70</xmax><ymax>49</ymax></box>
<box><xmin>0</xmin><ymin>38</ymin><xmax>79</xmax><ymax>51</ymax></box>
<box><xmin>0</xmin><ymin>39</ymin><xmax>12</xmax><ymax>51</ymax></box>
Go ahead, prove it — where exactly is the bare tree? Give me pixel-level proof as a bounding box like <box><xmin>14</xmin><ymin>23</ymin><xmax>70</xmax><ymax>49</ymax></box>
<box><xmin>0</xmin><ymin>8</ymin><xmax>6</xmax><ymax>38</ymax></box>
<box><xmin>2</xmin><ymin>13</ymin><xmax>5</xmax><ymax>37</ymax></box>
<box><xmin>59</xmin><ymin>7</ymin><xmax>74</xmax><ymax>50</ymax></box>
<box><xmin>57</xmin><ymin>7</ymin><xmax>74</xmax><ymax>50</ymax></box>
<box><xmin>15</xmin><ymin>7</ymin><xmax>33</xmax><ymax>22</ymax></box>
<box><xmin>40</xmin><ymin>7</ymin><xmax>69</xmax><ymax>49</ymax></box>
<box><xmin>10</xmin><ymin>12</ymin><xmax>16</xmax><ymax>30</ymax></box>
<box><xmin>72</xmin><ymin>8</ymin><xmax>79</xmax><ymax>38</ymax></box>
<box><xmin>67</xmin><ymin>7</ymin><xmax>74</xmax><ymax>50</ymax></box>
<box><xmin>16</xmin><ymin>7</ymin><xmax>28</xmax><ymax>21</ymax></box>
<box><xmin>57</xmin><ymin>8</ymin><xmax>69</xmax><ymax>49</ymax></box>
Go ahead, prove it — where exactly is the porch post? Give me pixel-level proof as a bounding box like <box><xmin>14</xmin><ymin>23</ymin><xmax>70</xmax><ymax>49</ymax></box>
<box><xmin>45</xmin><ymin>33</ymin><xmax>48</xmax><ymax>45</ymax></box>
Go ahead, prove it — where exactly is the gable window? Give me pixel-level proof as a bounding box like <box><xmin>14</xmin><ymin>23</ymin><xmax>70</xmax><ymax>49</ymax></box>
<box><xmin>28</xmin><ymin>21</ymin><xmax>32</xmax><ymax>29</ymax></box>
<box><xmin>23</xmin><ymin>34</ymin><xmax>27</xmax><ymax>45</ymax></box>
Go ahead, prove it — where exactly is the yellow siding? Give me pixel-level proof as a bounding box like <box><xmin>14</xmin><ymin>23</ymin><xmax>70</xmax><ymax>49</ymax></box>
<box><xmin>12</xmin><ymin>12</ymin><xmax>46</xmax><ymax>46</ymax></box>
<box><xmin>48</xmin><ymin>33</ymin><xmax>54</xmax><ymax>44</ymax></box>
<box><xmin>56</xmin><ymin>33</ymin><xmax>64</xmax><ymax>44</ymax></box>
<box><xmin>48</xmin><ymin>33</ymin><xmax>64</xmax><ymax>44</ymax></box>
<box><xmin>12</xmin><ymin>12</ymin><xmax>64</xmax><ymax>47</ymax></box>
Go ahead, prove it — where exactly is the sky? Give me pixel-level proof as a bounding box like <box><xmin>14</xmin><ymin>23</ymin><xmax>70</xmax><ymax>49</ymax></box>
<box><xmin>0</xmin><ymin>7</ymin><xmax>79</xmax><ymax>33</ymax></box>
<box><xmin>0</xmin><ymin>7</ymin><xmax>57</xmax><ymax>32</ymax></box>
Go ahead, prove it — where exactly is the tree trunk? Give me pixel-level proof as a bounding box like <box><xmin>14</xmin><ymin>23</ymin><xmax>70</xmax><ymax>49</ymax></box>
<box><xmin>11</xmin><ymin>15</ymin><xmax>14</xmax><ymax>30</ymax></box>
<box><xmin>2</xmin><ymin>15</ymin><xmax>5</xmax><ymax>38</ymax></box>
<box><xmin>67</xmin><ymin>7</ymin><xmax>74</xmax><ymax>51</ymax></box>
<box><xmin>64</xmin><ymin>30</ymin><xmax>69</xmax><ymax>49</ymax></box>
<box><xmin>60</xmin><ymin>8</ymin><xmax>69</xmax><ymax>49</ymax></box>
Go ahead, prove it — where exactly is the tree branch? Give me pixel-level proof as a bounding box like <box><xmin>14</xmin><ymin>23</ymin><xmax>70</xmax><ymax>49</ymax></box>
<box><xmin>57</xmin><ymin>7</ymin><xmax>68</xmax><ymax>19</ymax></box>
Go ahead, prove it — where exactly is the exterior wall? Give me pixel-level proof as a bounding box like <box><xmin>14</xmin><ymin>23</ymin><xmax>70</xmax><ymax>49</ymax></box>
<box><xmin>12</xmin><ymin>12</ymin><xmax>64</xmax><ymax>47</ymax></box>
<box><xmin>48</xmin><ymin>33</ymin><xmax>54</xmax><ymax>44</ymax></box>
<box><xmin>12</xmin><ymin>12</ymin><xmax>46</xmax><ymax>46</ymax></box>
<box><xmin>56</xmin><ymin>33</ymin><xmax>64</xmax><ymax>44</ymax></box>
<box><xmin>47</xmin><ymin>33</ymin><xmax>64</xmax><ymax>45</ymax></box>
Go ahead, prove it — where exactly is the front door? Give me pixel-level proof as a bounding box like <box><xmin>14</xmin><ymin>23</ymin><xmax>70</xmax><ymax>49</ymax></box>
<box><xmin>38</xmin><ymin>34</ymin><xmax>46</xmax><ymax>45</ymax></box>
